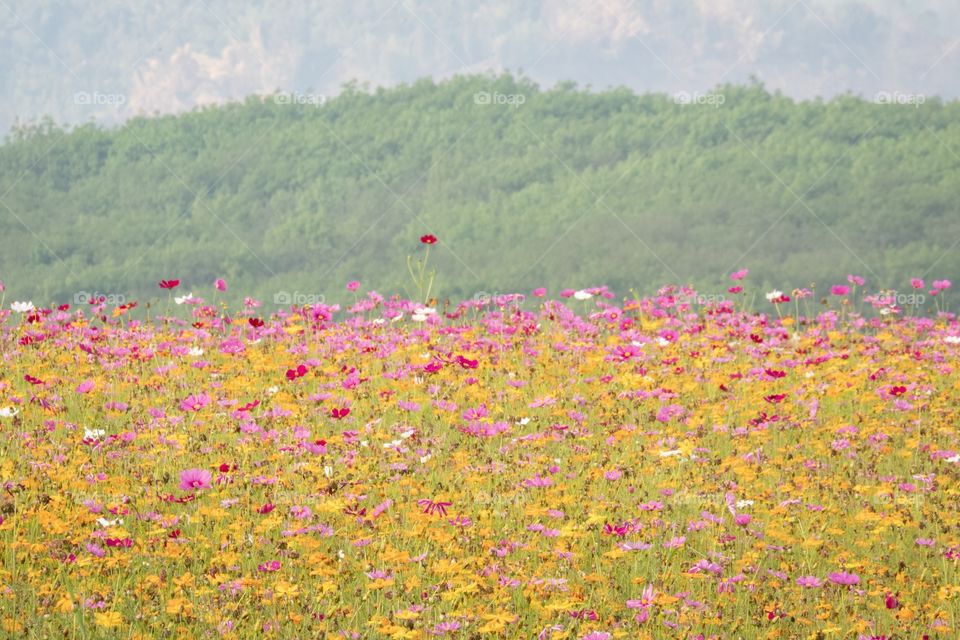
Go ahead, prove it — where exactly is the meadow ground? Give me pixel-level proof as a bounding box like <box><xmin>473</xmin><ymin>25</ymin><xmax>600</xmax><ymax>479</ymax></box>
<box><xmin>1</xmin><ymin>277</ymin><xmax>959</xmax><ymax>639</ymax></box>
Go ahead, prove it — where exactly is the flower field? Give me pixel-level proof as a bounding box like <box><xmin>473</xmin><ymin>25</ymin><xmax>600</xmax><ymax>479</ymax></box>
<box><xmin>2</xmin><ymin>277</ymin><xmax>960</xmax><ymax>639</ymax></box>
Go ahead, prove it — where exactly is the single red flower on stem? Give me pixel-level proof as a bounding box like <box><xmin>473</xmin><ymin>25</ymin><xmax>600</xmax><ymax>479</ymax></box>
<box><xmin>331</xmin><ymin>407</ymin><xmax>350</xmax><ymax>420</ymax></box>
<box><xmin>420</xmin><ymin>234</ymin><xmax>438</xmax><ymax>245</ymax></box>
<box><xmin>159</xmin><ymin>279</ymin><xmax>180</xmax><ymax>290</ymax></box>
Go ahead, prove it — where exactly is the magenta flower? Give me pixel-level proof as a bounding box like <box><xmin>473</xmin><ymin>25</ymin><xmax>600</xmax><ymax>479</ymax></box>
<box><xmin>734</xmin><ymin>513</ymin><xmax>752</xmax><ymax>526</ymax></box>
<box><xmin>532</xmin><ymin>287</ymin><xmax>547</xmax><ymax>297</ymax></box>
<box><xmin>346</xmin><ymin>280</ymin><xmax>360</xmax><ymax>291</ymax></box>
<box><xmin>828</xmin><ymin>571</ymin><xmax>860</xmax><ymax>586</ymax></box>
<box><xmin>180</xmin><ymin>393</ymin><xmax>211</xmax><ymax>412</ymax></box>
<box><xmin>911</xmin><ymin>278</ymin><xmax>925</xmax><ymax>289</ymax></box>
<box><xmin>730</xmin><ymin>268</ymin><xmax>749</xmax><ymax>280</ymax></box>
<box><xmin>830</xmin><ymin>285</ymin><xmax>850</xmax><ymax>296</ymax></box>
<box><xmin>796</xmin><ymin>576</ymin><xmax>822</xmax><ymax>588</ymax></box>
<box><xmin>75</xmin><ymin>379</ymin><xmax>95</xmax><ymax>394</ymax></box>
<box><xmin>933</xmin><ymin>279</ymin><xmax>952</xmax><ymax>291</ymax></box>
<box><xmin>626</xmin><ymin>584</ymin><xmax>655</xmax><ymax>609</ymax></box>
<box><xmin>847</xmin><ymin>274</ymin><xmax>865</xmax><ymax>286</ymax></box>
<box><xmin>179</xmin><ymin>468</ymin><xmax>212</xmax><ymax>491</ymax></box>
<box><xmin>257</xmin><ymin>560</ymin><xmax>281</xmax><ymax>572</ymax></box>
<box><xmin>214</xmin><ymin>278</ymin><xmax>227</xmax><ymax>292</ymax></box>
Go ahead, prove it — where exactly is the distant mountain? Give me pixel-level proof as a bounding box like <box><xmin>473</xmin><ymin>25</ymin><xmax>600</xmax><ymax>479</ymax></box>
<box><xmin>2</xmin><ymin>1</ymin><xmax>959</xmax><ymax>135</ymax></box>
<box><xmin>0</xmin><ymin>75</ymin><xmax>958</xmax><ymax>307</ymax></box>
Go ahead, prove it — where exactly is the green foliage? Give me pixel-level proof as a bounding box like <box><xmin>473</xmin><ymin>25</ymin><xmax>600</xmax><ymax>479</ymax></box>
<box><xmin>0</xmin><ymin>74</ymin><xmax>958</xmax><ymax>306</ymax></box>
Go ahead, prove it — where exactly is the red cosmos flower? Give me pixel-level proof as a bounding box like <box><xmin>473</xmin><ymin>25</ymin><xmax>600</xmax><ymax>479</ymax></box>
<box><xmin>24</xmin><ymin>374</ymin><xmax>44</xmax><ymax>385</ymax></box>
<box><xmin>237</xmin><ymin>399</ymin><xmax>260</xmax><ymax>412</ymax></box>
<box><xmin>286</xmin><ymin>364</ymin><xmax>309</xmax><ymax>381</ymax></box>
<box><xmin>889</xmin><ymin>385</ymin><xmax>908</xmax><ymax>397</ymax></box>
<box><xmin>456</xmin><ymin>355</ymin><xmax>479</xmax><ymax>369</ymax></box>
<box><xmin>248</xmin><ymin>317</ymin><xmax>265</xmax><ymax>328</ymax></box>
<box><xmin>344</xmin><ymin>503</ymin><xmax>367</xmax><ymax>517</ymax></box>
<box><xmin>331</xmin><ymin>407</ymin><xmax>351</xmax><ymax>420</ymax></box>
<box><xmin>764</xmin><ymin>394</ymin><xmax>787</xmax><ymax>404</ymax></box>
<box><xmin>418</xmin><ymin>499</ymin><xmax>452</xmax><ymax>516</ymax></box>
<box><xmin>420</xmin><ymin>234</ymin><xmax>438</xmax><ymax>245</ymax></box>
<box><xmin>159</xmin><ymin>279</ymin><xmax>180</xmax><ymax>290</ymax></box>
<box><xmin>257</xmin><ymin>503</ymin><xmax>276</xmax><ymax>515</ymax></box>
<box><xmin>105</xmin><ymin>537</ymin><xmax>133</xmax><ymax>548</ymax></box>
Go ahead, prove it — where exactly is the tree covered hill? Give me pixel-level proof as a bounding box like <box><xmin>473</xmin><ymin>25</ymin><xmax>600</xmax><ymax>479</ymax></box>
<box><xmin>1</xmin><ymin>74</ymin><xmax>958</xmax><ymax>307</ymax></box>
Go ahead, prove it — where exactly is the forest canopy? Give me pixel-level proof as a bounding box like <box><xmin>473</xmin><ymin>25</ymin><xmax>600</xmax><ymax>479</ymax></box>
<box><xmin>1</xmin><ymin>74</ymin><xmax>958</xmax><ymax>307</ymax></box>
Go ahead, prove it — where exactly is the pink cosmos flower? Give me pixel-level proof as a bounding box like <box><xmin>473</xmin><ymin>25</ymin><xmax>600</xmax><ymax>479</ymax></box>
<box><xmin>179</xmin><ymin>468</ymin><xmax>212</xmax><ymax>491</ymax></box>
<box><xmin>346</xmin><ymin>280</ymin><xmax>360</xmax><ymax>291</ymax></box>
<box><xmin>933</xmin><ymin>279</ymin><xmax>952</xmax><ymax>291</ymax></box>
<box><xmin>214</xmin><ymin>278</ymin><xmax>227</xmax><ymax>292</ymax></box>
<box><xmin>830</xmin><ymin>285</ymin><xmax>850</xmax><ymax>296</ymax></box>
<box><xmin>180</xmin><ymin>393</ymin><xmax>210</xmax><ymax>412</ymax></box>
<box><xmin>76</xmin><ymin>379</ymin><xmax>95</xmax><ymax>394</ymax></box>
<box><xmin>911</xmin><ymin>278</ymin><xmax>925</xmax><ymax>289</ymax></box>
<box><xmin>532</xmin><ymin>287</ymin><xmax>547</xmax><ymax>297</ymax></box>
<box><xmin>796</xmin><ymin>576</ymin><xmax>822</xmax><ymax>588</ymax></box>
<box><xmin>828</xmin><ymin>571</ymin><xmax>860</xmax><ymax>586</ymax></box>
<box><xmin>730</xmin><ymin>269</ymin><xmax>749</xmax><ymax>280</ymax></box>
<box><xmin>627</xmin><ymin>584</ymin><xmax>656</xmax><ymax>610</ymax></box>
<box><xmin>847</xmin><ymin>274</ymin><xmax>865</xmax><ymax>286</ymax></box>
<box><xmin>656</xmin><ymin>404</ymin><xmax>685</xmax><ymax>423</ymax></box>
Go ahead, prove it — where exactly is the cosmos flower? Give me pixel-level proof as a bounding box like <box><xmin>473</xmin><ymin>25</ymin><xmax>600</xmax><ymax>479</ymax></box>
<box><xmin>178</xmin><ymin>469</ymin><xmax>212</xmax><ymax>491</ymax></box>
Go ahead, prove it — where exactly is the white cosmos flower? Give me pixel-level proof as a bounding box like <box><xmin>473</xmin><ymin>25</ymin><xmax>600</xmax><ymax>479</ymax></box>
<box><xmin>946</xmin><ymin>454</ymin><xmax>960</xmax><ymax>463</ymax></box>
<box><xmin>11</xmin><ymin>301</ymin><xmax>34</xmax><ymax>313</ymax></box>
<box><xmin>96</xmin><ymin>517</ymin><xmax>123</xmax><ymax>527</ymax></box>
<box><xmin>573</xmin><ymin>290</ymin><xmax>593</xmax><ymax>300</ymax></box>
<box><xmin>659</xmin><ymin>449</ymin><xmax>682</xmax><ymax>457</ymax></box>
<box><xmin>188</xmin><ymin>347</ymin><xmax>205</xmax><ymax>357</ymax></box>
<box><xmin>944</xmin><ymin>336</ymin><xmax>960</xmax><ymax>344</ymax></box>
<box><xmin>735</xmin><ymin>499</ymin><xmax>754</xmax><ymax>508</ymax></box>
<box><xmin>765</xmin><ymin>290</ymin><xmax>783</xmax><ymax>302</ymax></box>
<box><xmin>656</xmin><ymin>337</ymin><xmax>670</xmax><ymax>347</ymax></box>
<box><xmin>84</xmin><ymin>428</ymin><xmax>106</xmax><ymax>439</ymax></box>
<box><xmin>174</xmin><ymin>292</ymin><xmax>194</xmax><ymax>305</ymax></box>
<box><xmin>412</xmin><ymin>307</ymin><xmax>436</xmax><ymax>322</ymax></box>
<box><xmin>267</xmin><ymin>386</ymin><xmax>279</xmax><ymax>395</ymax></box>
<box><xmin>0</xmin><ymin>407</ymin><xmax>19</xmax><ymax>418</ymax></box>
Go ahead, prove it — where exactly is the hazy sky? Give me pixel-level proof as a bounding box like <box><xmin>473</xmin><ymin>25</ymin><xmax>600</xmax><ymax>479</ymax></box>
<box><xmin>1</xmin><ymin>0</ymin><xmax>957</xmax><ymax>133</ymax></box>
